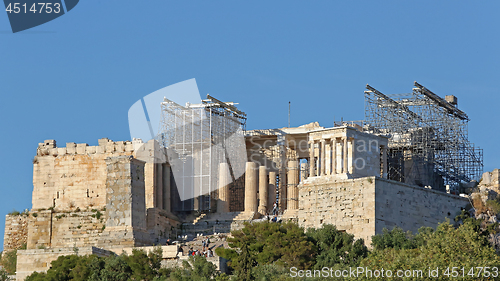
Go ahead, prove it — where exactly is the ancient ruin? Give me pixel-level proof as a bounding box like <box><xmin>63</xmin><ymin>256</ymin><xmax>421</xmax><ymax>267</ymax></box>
<box><xmin>3</xmin><ymin>82</ymin><xmax>483</xmax><ymax>280</ymax></box>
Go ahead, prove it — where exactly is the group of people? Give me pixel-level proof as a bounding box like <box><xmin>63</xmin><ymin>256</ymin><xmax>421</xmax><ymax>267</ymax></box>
<box><xmin>186</xmin><ymin>246</ymin><xmax>214</xmax><ymax>258</ymax></box>
<box><xmin>178</xmin><ymin>237</ymin><xmax>214</xmax><ymax>258</ymax></box>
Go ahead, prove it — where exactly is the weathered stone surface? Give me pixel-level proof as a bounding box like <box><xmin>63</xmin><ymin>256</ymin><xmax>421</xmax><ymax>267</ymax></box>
<box><xmin>17</xmin><ymin>247</ymin><xmax>114</xmax><ymax>281</ymax></box>
<box><xmin>3</xmin><ymin>214</ymin><xmax>28</xmax><ymax>251</ymax></box>
<box><xmin>101</xmin><ymin>156</ymin><xmax>150</xmax><ymax>246</ymax></box>
<box><xmin>298</xmin><ymin>176</ymin><xmax>468</xmax><ymax>245</ymax></box>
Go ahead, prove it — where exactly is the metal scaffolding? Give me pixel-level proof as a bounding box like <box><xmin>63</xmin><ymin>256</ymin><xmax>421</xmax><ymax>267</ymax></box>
<box><xmin>364</xmin><ymin>82</ymin><xmax>483</xmax><ymax>190</ymax></box>
<box><xmin>156</xmin><ymin>94</ymin><xmax>247</xmax><ymax>212</ymax></box>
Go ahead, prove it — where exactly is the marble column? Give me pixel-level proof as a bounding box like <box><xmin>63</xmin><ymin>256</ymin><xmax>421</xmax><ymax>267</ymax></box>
<box><xmin>382</xmin><ymin>145</ymin><xmax>388</xmax><ymax>179</ymax></box>
<box><xmin>350</xmin><ymin>138</ymin><xmax>356</xmax><ymax>174</ymax></box>
<box><xmin>217</xmin><ymin>162</ymin><xmax>231</xmax><ymax>213</ymax></box>
<box><xmin>155</xmin><ymin>164</ymin><xmax>163</xmax><ymax>209</ymax></box>
<box><xmin>287</xmin><ymin>160</ymin><xmax>299</xmax><ymax>210</ymax></box>
<box><xmin>309</xmin><ymin>141</ymin><xmax>315</xmax><ymax>177</ymax></box>
<box><xmin>258</xmin><ymin>166</ymin><xmax>268</xmax><ymax>215</ymax></box>
<box><xmin>268</xmin><ymin>171</ymin><xmax>276</xmax><ymax>211</ymax></box>
<box><xmin>343</xmin><ymin>137</ymin><xmax>348</xmax><ymax>173</ymax></box>
<box><xmin>162</xmin><ymin>164</ymin><xmax>171</xmax><ymax>212</ymax></box>
<box><xmin>331</xmin><ymin>138</ymin><xmax>337</xmax><ymax>175</ymax></box>
<box><xmin>244</xmin><ymin>162</ymin><xmax>258</xmax><ymax>213</ymax></box>
<box><xmin>320</xmin><ymin>140</ymin><xmax>326</xmax><ymax>176</ymax></box>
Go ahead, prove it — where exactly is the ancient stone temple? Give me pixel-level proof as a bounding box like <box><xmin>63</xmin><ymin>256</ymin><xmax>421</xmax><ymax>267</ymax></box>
<box><xmin>3</xmin><ymin>86</ymin><xmax>478</xmax><ymax>279</ymax></box>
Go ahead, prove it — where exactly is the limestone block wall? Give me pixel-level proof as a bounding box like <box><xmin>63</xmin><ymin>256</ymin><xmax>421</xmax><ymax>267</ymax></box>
<box><xmin>3</xmin><ymin>214</ymin><xmax>28</xmax><ymax>251</ymax></box>
<box><xmin>298</xmin><ymin>177</ymin><xmax>376</xmax><ymax>243</ymax></box>
<box><xmin>481</xmin><ymin>169</ymin><xmax>500</xmax><ymax>192</ymax></box>
<box><xmin>26</xmin><ymin>209</ymin><xmax>107</xmax><ymax>249</ymax></box>
<box><xmin>374</xmin><ymin>178</ymin><xmax>469</xmax><ymax>234</ymax></box>
<box><xmin>32</xmin><ymin>138</ymin><xmax>169</xmax><ymax>212</ymax></box>
<box><xmin>26</xmin><ymin>210</ymin><xmax>52</xmax><ymax>249</ymax></box>
<box><xmin>16</xmin><ymin>247</ymin><xmax>114</xmax><ymax>281</ymax></box>
<box><xmin>100</xmin><ymin>156</ymin><xmax>150</xmax><ymax>247</ymax></box>
<box><xmin>32</xmin><ymin>139</ymin><xmax>139</xmax><ymax>211</ymax></box>
<box><xmin>146</xmin><ymin>208</ymin><xmax>180</xmax><ymax>244</ymax></box>
<box><xmin>298</xmin><ymin>176</ymin><xmax>469</xmax><ymax>246</ymax></box>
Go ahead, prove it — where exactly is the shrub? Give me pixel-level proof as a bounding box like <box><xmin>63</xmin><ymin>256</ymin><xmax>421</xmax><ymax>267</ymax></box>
<box><xmin>0</xmin><ymin>269</ymin><xmax>9</xmax><ymax>281</ymax></box>
<box><xmin>370</xmin><ymin>226</ymin><xmax>430</xmax><ymax>251</ymax></box>
<box><xmin>216</xmin><ymin>221</ymin><xmax>315</xmax><ymax>280</ymax></box>
<box><xmin>486</xmin><ymin>200</ymin><xmax>500</xmax><ymax>215</ymax></box>
<box><xmin>1</xmin><ymin>250</ymin><xmax>17</xmax><ymax>274</ymax></box>
<box><xmin>359</xmin><ymin>221</ymin><xmax>500</xmax><ymax>281</ymax></box>
<box><xmin>7</xmin><ymin>209</ymin><xmax>20</xmax><ymax>216</ymax></box>
<box><xmin>307</xmin><ymin>224</ymin><xmax>368</xmax><ymax>269</ymax></box>
<box><xmin>472</xmin><ymin>194</ymin><xmax>487</xmax><ymax>214</ymax></box>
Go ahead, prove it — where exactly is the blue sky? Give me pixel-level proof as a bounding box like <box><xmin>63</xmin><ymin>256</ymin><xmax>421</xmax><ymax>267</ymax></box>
<box><xmin>1</xmin><ymin>1</ymin><xmax>499</xmax><ymax>251</ymax></box>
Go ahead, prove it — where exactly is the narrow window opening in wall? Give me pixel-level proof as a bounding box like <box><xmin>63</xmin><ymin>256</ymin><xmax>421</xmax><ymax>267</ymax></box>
<box><xmin>87</xmin><ymin>189</ymin><xmax>89</xmax><ymax>197</ymax></box>
<box><xmin>57</xmin><ymin>192</ymin><xmax>59</xmax><ymax>199</ymax></box>
<box><xmin>320</xmin><ymin>219</ymin><xmax>323</xmax><ymax>224</ymax></box>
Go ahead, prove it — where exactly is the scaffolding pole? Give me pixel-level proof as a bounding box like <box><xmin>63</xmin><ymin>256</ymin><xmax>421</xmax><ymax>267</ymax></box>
<box><xmin>364</xmin><ymin>82</ymin><xmax>483</xmax><ymax>190</ymax></box>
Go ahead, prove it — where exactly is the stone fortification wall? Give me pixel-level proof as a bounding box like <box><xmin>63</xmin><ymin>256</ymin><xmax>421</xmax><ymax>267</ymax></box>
<box><xmin>33</xmin><ymin>138</ymin><xmax>168</xmax><ymax>212</ymax></box>
<box><xmin>374</xmin><ymin>178</ymin><xmax>469</xmax><ymax>234</ymax></box>
<box><xmin>298</xmin><ymin>176</ymin><xmax>469</xmax><ymax>245</ymax></box>
<box><xmin>16</xmin><ymin>247</ymin><xmax>114</xmax><ymax>281</ymax></box>
<box><xmin>26</xmin><ymin>209</ymin><xmax>107</xmax><ymax>249</ymax></box>
<box><xmin>26</xmin><ymin>156</ymin><xmax>153</xmax><ymax>250</ymax></box>
<box><xmin>32</xmin><ymin>139</ymin><xmax>142</xmax><ymax>211</ymax></box>
<box><xmin>3</xmin><ymin>214</ymin><xmax>28</xmax><ymax>251</ymax></box>
<box><xmin>298</xmin><ymin>177</ymin><xmax>376</xmax><ymax>243</ymax></box>
<box><xmin>146</xmin><ymin>208</ymin><xmax>180</xmax><ymax>244</ymax></box>
<box><xmin>100</xmin><ymin>156</ymin><xmax>150</xmax><ymax>247</ymax></box>
<box><xmin>481</xmin><ymin>169</ymin><xmax>500</xmax><ymax>192</ymax></box>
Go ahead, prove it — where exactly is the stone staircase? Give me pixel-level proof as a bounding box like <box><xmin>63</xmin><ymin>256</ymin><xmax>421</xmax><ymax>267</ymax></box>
<box><xmin>180</xmin><ymin>212</ymin><xmax>261</xmax><ymax>237</ymax></box>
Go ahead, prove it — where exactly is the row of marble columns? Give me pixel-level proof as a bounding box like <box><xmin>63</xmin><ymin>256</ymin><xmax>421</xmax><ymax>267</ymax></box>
<box><xmin>217</xmin><ymin>161</ymin><xmax>299</xmax><ymax>214</ymax></box>
<box><xmin>146</xmin><ymin>163</ymin><xmax>171</xmax><ymax>212</ymax></box>
<box><xmin>309</xmin><ymin>137</ymin><xmax>353</xmax><ymax>177</ymax></box>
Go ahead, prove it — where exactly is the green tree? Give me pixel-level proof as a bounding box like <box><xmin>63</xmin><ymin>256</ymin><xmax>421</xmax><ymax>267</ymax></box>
<box><xmin>216</xmin><ymin>221</ymin><xmax>315</xmax><ymax>280</ymax></box>
<box><xmin>370</xmin><ymin>226</ymin><xmax>432</xmax><ymax>251</ymax></box>
<box><xmin>251</xmin><ymin>264</ymin><xmax>291</xmax><ymax>281</ymax></box>
<box><xmin>358</xmin><ymin>220</ymin><xmax>500</xmax><ymax>280</ymax></box>
<box><xmin>306</xmin><ymin>224</ymin><xmax>368</xmax><ymax>270</ymax></box>
<box><xmin>100</xmin><ymin>255</ymin><xmax>132</xmax><ymax>281</ymax></box>
<box><xmin>25</xmin><ymin>255</ymin><xmax>95</xmax><ymax>281</ymax></box>
<box><xmin>1</xmin><ymin>250</ymin><xmax>17</xmax><ymax>275</ymax></box>
<box><xmin>0</xmin><ymin>269</ymin><xmax>10</xmax><ymax>281</ymax></box>
<box><xmin>169</xmin><ymin>255</ymin><xmax>218</xmax><ymax>281</ymax></box>
<box><xmin>125</xmin><ymin>248</ymin><xmax>162</xmax><ymax>281</ymax></box>
<box><xmin>1</xmin><ymin>243</ymin><xmax>27</xmax><ymax>275</ymax></box>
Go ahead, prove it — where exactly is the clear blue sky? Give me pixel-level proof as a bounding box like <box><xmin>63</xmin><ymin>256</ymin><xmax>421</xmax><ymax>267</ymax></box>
<box><xmin>1</xmin><ymin>1</ymin><xmax>499</xmax><ymax>251</ymax></box>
